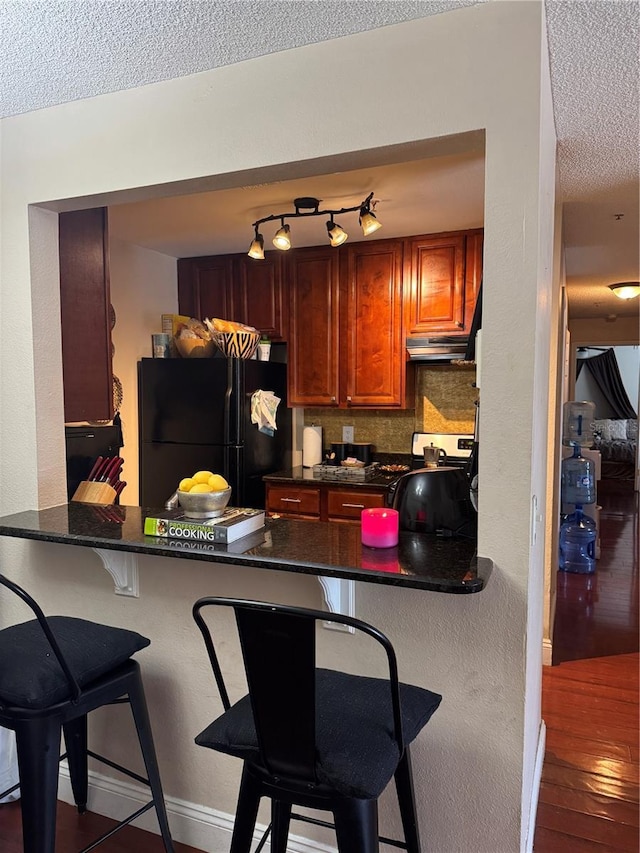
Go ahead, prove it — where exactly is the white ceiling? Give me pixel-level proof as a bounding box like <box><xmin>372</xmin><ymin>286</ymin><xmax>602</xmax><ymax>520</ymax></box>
<box><xmin>1</xmin><ymin>0</ymin><xmax>639</xmax><ymax>321</ymax></box>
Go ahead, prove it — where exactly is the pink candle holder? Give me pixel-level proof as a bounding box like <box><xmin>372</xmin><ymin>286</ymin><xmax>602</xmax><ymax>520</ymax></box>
<box><xmin>361</xmin><ymin>508</ymin><xmax>399</xmax><ymax>548</ymax></box>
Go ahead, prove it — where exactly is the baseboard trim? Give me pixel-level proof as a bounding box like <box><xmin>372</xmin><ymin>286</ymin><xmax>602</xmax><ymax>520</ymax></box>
<box><xmin>58</xmin><ymin>765</ymin><xmax>337</xmax><ymax>853</ymax></box>
<box><xmin>542</xmin><ymin>637</ymin><xmax>553</xmax><ymax>666</ymax></box>
<box><xmin>524</xmin><ymin>720</ymin><xmax>546</xmax><ymax>853</ymax></box>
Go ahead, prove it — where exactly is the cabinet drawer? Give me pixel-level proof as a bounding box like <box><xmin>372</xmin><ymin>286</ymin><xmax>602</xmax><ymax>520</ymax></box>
<box><xmin>266</xmin><ymin>486</ymin><xmax>321</xmax><ymax>516</ymax></box>
<box><xmin>327</xmin><ymin>489</ymin><xmax>385</xmax><ymax>520</ymax></box>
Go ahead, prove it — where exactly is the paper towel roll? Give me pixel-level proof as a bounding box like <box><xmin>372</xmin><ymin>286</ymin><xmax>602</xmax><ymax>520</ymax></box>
<box><xmin>303</xmin><ymin>425</ymin><xmax>323</xmax><ymax>468</ymax></box>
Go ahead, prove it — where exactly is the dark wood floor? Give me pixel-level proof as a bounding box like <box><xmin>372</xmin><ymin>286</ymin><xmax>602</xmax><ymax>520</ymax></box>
<box><xmin>535</xmin><ymin>478</ymin><xmax>640</xmax><ymax>852</ymax></box>
<box><xmin>1</xmin><ymin>480</ymin><xmax>638</xmax><ymax>851</ymax></box>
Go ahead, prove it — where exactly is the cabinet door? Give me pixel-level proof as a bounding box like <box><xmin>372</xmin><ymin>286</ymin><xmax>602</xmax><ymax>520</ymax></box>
<box><xmin>405</xmin><ymin>233</ymin><xmax>466</xmax><ymax>335</ymax></box>
<box><xmin>59</xmin><ymin>207</ymin><xmax>113</xmax><ymax>423</ymax></box>
<box><xmin>288</xmin><ymin>247</ymin><xmax>340</xmax><ymax>407</ymax></box>
<box><xmin>343</xmin><ymin>240</ymin><xmax>406</xmax><ymax>407</ymax></box>
<box><xmin>464</xmin><ymin>229</ymin><xmax>484</xmax><ymax>330</ymax></box>
<box><xmin>233</xmin><ymin>253</ymin><xmax>286</xmax><ymax>340</ymax></box>
<box><xmin>177</xmin><ymin>256</ymin><xmax>234</xmax><ymax>320</ymax></box>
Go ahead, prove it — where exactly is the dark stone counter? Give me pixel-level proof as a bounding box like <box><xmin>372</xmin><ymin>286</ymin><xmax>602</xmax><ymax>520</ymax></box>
<box><xmin>0</xmin><ymin>503</ymin><xmax>492</xmax><ymax>594</ymax></box>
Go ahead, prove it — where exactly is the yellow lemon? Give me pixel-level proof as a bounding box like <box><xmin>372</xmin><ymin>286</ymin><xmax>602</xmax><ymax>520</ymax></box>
<box><xmin>193</xmin><ymin>470</ymin><xmax>214</xmax><ymax>484</ymax></box>
<box><xmin>190</xmin><ymin>483</ymin><xmax>214</xmax><ymax>493</ymax></box>
<box><xmin>208</xmin><ymin>474</ymin><xmax>229</xmax><ymax>491</ymax></box>
<box><xmin>179</xmin><ymin>477</ymin><xmax>196</xmax><ymax>492</ymax></box>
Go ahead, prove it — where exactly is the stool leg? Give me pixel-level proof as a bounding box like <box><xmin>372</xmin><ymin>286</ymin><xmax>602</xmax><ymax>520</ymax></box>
<box><xmin>394</xmin><ymin>749</ymin><xmax>422</xmax><ymax>853</ymax></box>
<box><xmin>63</xmin><ymin>715</ymin><xmax>88</xmax><ymax>813</ymax></box>
<box><xmin>14</xmin><ymin>717</ymin><xmax>62</xmax><ymax>853</ymax></box>
<box><xmin>271</xmin><ymin>799</ymin><xmax>292</xmax><ymax>853</ymax></box>
<box><xmin>334</xmin><ymin>797</ymin><xmax>379</xmax><ymax>853</ymax></box>
<box><xmin>230</xmin><ymin>765</ymin><xmax>261</xmax><ymax>853</ymax></box>
<box><xmin>127</xmin><ymin>669</ymin><xmax>175</xmax><ymax>852</ymax></box>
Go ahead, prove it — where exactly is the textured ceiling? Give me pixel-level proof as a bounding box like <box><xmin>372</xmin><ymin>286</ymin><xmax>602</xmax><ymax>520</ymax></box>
<box><xmin>1</xmin><ymin>0</ymin><xmax>639</xmax><ymax>321</ymax></box>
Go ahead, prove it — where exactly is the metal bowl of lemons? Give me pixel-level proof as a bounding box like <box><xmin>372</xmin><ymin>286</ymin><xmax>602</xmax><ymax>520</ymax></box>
<box><xmin>177</xmin><ymin>471</ymin><xmax>231</xmax><ymax>518</ymax></box>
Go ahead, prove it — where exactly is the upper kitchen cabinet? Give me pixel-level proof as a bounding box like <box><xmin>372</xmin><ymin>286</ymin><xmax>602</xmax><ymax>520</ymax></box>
<box><xmin>177</xmin><ymin>252</ymin><xmax>286</xmax><ymax>340</ymax></box>
<box><xmin>232</xmin><ymin>254</ymin><xmax>287</xmax><ymax>340</ymax></box>
<box><xmin>177</xmin><ymin>255</ymin><xmax>234</xmax><ymax>322</ymax></box>
<box><xmin>59</xmin><ymin>208</ymin><xmax>114</xmax><ymax>423</ymax></box>
<box><xmin>405</xmin><ymin>229</ymin><xmax>483</xmax><ymax>337</ymax></box>
<box><xmin>287</xmin><ymin>246</ymin><xmax>341</xmax><ymax>407</ymax></box>
<box><xmin>341</xmin><ymin>240</ymin><xmax>409</xmax><ymax>408</ymax></box>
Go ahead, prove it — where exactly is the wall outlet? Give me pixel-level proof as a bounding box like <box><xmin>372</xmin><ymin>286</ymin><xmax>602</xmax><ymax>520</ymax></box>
<box><xmin>342</xmin><ymin>425</ymin><xmax>354</xmax><ymax>443</ymax></box>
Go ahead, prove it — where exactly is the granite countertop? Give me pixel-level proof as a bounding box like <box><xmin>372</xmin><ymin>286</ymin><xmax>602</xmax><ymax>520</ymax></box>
<box><xmin>0</xmin><ymin>503</ymin><xmax>492</xmax><ymax>594</ymax></box>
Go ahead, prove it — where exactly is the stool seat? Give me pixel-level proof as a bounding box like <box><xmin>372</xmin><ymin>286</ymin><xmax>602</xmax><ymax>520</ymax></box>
<box><xmin>0</xmin><ymin>616</ymin><xmax>149</xmax><ymax>709</ymax></box>
<box><xmin>196</xmin><ymin>667</ymin><xmax>440</xmax><ymax>799</ymax></box>
<box><xmin>0</xmin><ymin>572</ymin><xmax>175</xmax><ymax>853</ymax></box>
<box><xmin>193</xmin><ymin>596</ymin><xmax>442</xmax><ymax>853</ymax></box>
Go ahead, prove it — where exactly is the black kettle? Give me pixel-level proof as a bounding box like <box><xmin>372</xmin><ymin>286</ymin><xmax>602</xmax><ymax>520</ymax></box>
<box><xmin>387</xmin><ymin>467</ymin><xmax>477</xmax><ymax>539</ymax></box>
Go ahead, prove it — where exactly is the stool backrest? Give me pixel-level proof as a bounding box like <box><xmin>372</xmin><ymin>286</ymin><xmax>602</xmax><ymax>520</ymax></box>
<box><xmin>0</xmin><ymin>572</ymin><xmax>82</xmax><ymax>702</ymax></box>
<box><xmin>192</xmin><ymin>597</ymin><xmax>404</xmax><ymax>786</ymax></box>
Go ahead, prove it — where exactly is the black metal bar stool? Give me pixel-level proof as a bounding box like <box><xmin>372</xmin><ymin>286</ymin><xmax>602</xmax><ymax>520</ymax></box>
<box><xmin>0</xmin><ymin>572</ymin><xmax>175</xmax><ymax>852</ymax></box>
<box><xmin>192</xmin><ymin>597</ymin><xmax>442</xmax><ymax>853</ymax></box>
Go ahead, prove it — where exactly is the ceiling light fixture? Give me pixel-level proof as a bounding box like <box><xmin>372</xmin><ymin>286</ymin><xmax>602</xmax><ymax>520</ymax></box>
<box><xmin>247</xmin><ymin>193</ymin><xmax>380</xmax><ymax>258</ymax></box>
<box><xmin>608</xmin><ymin>281</ymin><xmax>640</xmax><ymax>300</ymax></box>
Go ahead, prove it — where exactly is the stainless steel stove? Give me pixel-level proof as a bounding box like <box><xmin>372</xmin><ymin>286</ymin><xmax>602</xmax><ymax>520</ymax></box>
<box><xmin>411</xmin><ymin>431</ymin><xmax>474</xmax><ymax>471</ymax></box>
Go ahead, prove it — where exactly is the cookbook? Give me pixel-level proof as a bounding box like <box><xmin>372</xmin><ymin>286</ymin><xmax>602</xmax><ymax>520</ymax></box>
<box><xmin>144</xmin><ymin>507</ymin><xmax>265</xmax><ymax>544</ymax></box>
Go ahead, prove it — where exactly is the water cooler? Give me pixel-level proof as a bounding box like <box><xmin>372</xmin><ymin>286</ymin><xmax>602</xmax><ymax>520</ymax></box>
<box><xmin>559</xmin><ymin>402</ymin><xmax>599</xmax><ymax>573</ymax></box>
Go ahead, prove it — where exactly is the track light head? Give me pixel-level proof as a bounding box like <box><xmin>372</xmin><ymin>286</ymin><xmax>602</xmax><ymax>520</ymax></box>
<box><xmin>359</xmin><ymin>204</ymin><xmax>382</xmax><ymax>236</ymax></box>
<box><xmin>272</xmin><ymin>221</ymin><xmax>291</xmax><ymax>251</ymax></box>
<box><xmin>247</xmin><ymin>230</ymin><xmax>265</xmax><ymax>260</ymax></box>
<box><xmin>326</xmin><ymin>217</ymin><xmax>348</xmax><ymax>247</ymax></box>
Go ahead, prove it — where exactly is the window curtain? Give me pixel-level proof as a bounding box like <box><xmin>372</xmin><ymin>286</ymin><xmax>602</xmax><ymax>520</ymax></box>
<box><xmin>576</xmin><ymin>349</ymin><xmax>637</xmax><ymax>418</ymax></box>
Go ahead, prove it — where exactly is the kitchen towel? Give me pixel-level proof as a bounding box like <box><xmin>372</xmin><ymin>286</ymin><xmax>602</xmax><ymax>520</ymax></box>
<box><xmin>303</xmin><ymin>425</ymin><xmax>323</xmax><ymax>467</ymax></box>
<box><xmin>251</xmin><ymin>390</ymin><xmax>280</xmax><ymax>436</ymax></box>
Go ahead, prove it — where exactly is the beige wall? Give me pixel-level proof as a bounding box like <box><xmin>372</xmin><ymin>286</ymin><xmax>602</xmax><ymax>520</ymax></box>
<box><xmin>0</xmin><ymin>3</ymin><xmax>556</xmax><ymax>851</ymax></box>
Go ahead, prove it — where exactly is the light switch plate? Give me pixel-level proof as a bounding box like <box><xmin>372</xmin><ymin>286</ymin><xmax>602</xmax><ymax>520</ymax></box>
<box><xmin>342</xmin><ymin>426</ymin><xmax>354</xmax><ymax>443</ymax></box>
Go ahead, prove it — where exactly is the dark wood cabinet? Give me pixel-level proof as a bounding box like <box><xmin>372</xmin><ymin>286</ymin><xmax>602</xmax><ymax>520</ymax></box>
<box><xmin>59</xmin><ymin>208</ymin><xmax>113</xmax><ymax>423</ymax></box>
<box><xmin>265</xmin><ymin>481</ymin><xmax>385</xmax><ymax>523</ymax></box>
<box><xmin>177</xmin><ymin>255</ymin><xmax>234</xmax><ymax>322</ymax></box>
<box><xmin>177</xmin><ymin>252</ymin><xmax>286</xmax><ymax>340</ymax></box>
<box><xmin>232</xmin><ymin>253</ymin><xmax>286</xmax><ymax>340</ymax></box>
<box><xmin>288</xmin><ymin>240</ymin><xmax>409</xmax><ymax>409</ymax></box>
<box><xmin>405</xmin><ymin>229</ymin><xmax>483</xmax><ymax>338</ymax></box>
<box><xmin>287</xmin><ymin>246</ymin><xmax>341</xmax><ymax>407</ymax></box>
<box><xmin>342</xmin><ymin>240</ymin><xmax>407</xmax><ymax>408</ymax></box>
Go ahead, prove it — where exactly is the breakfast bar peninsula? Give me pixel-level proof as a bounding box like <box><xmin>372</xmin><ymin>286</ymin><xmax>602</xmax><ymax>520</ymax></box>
<box><xmin>0</xmin><ymin>502</ymin><xmax>491</xmax><ymax>594</ymax></box>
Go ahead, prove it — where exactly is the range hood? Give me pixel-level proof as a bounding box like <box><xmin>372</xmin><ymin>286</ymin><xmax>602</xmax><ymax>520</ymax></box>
<box><xmin>406</xmin><ymin>336</ymin><xmax>470</xmax><ymax>362</ymax></box>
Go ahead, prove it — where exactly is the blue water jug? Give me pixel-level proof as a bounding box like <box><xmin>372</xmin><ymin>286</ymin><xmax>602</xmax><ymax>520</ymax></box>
<box><xmin>559</xmin><ymin>507</ymin><xmax>596</xmax><ymax>574</ymax></box>
<box><xmin>561</xmin><ymin>445</ymin><xmax>595</xmax><ymax>505</ymax></box>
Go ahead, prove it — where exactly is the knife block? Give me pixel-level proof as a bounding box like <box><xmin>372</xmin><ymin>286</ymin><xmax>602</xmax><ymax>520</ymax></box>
<box><xmin>71</xmin><ymin>481</ymin><xmax>117</xmax><ymax>505</ymax></box>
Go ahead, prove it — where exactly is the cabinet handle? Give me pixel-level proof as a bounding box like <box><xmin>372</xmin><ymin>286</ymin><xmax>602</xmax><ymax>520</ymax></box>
<box><xmin>456</xmin><ymin>321</ymin><xmax>464</xmax><ymax>328</ymax></box>
<box><xmin>280</xmin><ymin>497</ymin><xmax>302</xmax><ymax>503</ymax></box>
<box><xmin>342</xmin><ymin>502</ymin><xmax>365</xmax><ymax>509</ymax></box>
<box><xmin>331</xmin><ymin>396</ymin><xmax>337</xmax><ymax>402</ymax></box>
<box><xmin>346</xmin><ymin>396</ymin><xmax>352</xmax><ymax>403</ymax></box>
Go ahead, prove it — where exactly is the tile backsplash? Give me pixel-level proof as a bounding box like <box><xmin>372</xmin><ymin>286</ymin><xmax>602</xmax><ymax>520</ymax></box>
<box><xmin>305</xmin><ymin>364</ymin><xmax>477</xmax><ymax>453</ymax></box>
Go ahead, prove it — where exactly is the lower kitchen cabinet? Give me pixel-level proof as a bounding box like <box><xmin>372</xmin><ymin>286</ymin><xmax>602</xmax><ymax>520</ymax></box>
<box><xmin>265</xmin><ymin>484</ymin><xmax>322</xmax><ymax>520</ymax></box>
<box><xmin>326</xmin><ymin>488</ymin><xmax>385</xmax><ymax>522</ymax></box>
<box><xmin>265</xmin><ymin>481</ymin><xmax>385</xmax><ymax>523</ymax></box>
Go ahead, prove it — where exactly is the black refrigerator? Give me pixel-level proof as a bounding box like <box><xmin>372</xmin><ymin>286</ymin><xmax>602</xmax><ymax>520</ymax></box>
<box><xmin>138</xmin><ymin>357</ymin><xmax>292</xmax><ymax>509</ymax></box>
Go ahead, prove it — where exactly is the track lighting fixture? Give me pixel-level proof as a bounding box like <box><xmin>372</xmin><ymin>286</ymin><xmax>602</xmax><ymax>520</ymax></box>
<box><xmin>608</xmin><ymin>281</ymin><xmax>640</xmax><ymax>300</ymax></box>
<box><xmin>247</xmin><ymin>192</ymin><xmax>380</xmax><ymax>258</ymax></box>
